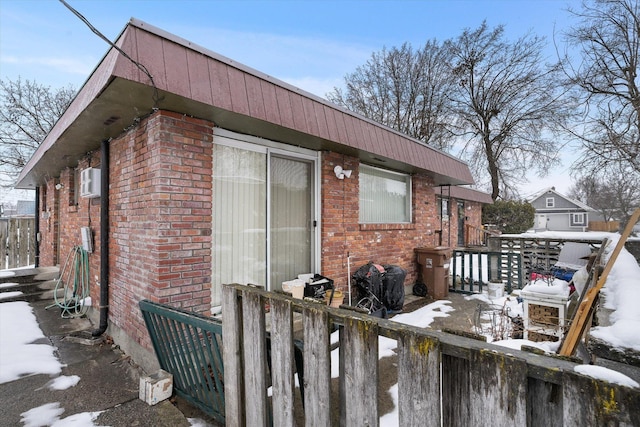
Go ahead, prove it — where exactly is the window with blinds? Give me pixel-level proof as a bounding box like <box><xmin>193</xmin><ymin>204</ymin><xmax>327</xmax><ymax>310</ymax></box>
<box><xmin>359</xmin><ymin>164</ymin><xmax>411</xmax><ymax>224</ymax></box>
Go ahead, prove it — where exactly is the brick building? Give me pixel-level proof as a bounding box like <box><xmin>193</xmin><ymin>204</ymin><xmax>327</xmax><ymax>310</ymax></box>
<box><xmin>16</xmin><ymin>20</ymin><xmax>488</xmax><ymax>369</ymax></box>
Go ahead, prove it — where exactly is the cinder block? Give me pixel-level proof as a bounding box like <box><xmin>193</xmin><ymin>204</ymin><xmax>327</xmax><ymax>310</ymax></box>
<box><xmin>139</xmin><ymin>369</ymin><xmax>173</xmax><ymax>405</ymax></box>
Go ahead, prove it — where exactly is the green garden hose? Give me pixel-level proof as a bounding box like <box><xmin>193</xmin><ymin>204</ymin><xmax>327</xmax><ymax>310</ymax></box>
<box><xmin>48</xmin><ymin>246</ymin><xmax>90</xmax><ymax>318</ymax></box>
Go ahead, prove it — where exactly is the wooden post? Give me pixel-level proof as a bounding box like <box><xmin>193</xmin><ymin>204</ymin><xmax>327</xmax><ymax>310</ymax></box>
<box><xmin>303</xmin><ymin>306</ymin><xmax>331</xmax><ymax>426</ymax></box>
<box><xmin>270</xmin><ymin>297</ymin><xmax>296</xmax><ymax>427</ymax></box>
<box><xmin>398</xmin><ymin>331</ymin><xmax>441</xmax><ymax>426</ymax></box>
<box><xmin>221</xmin><ymin>285</ymin><xmax>244</xmax><ymax>427</ymax></box>
<box><xmin>342</xmin><ymin>316</ymin><xmax>379</xmax><ymax>426</ymax></box>
<box><xmin>242</xmin><ymin>290</ymin><xmax>268</xmax><ymax>427</ymax></box>
<box><xmin>468</xmin><ymin>349</ymin><xmax>527</xmax><ymax>426</ymax></box>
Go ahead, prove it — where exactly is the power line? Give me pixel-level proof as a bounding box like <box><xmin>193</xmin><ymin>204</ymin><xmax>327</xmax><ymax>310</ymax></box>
<box><xmin>58</xmin><ymin>0</ymin><xmax>162</xmax><ymax>108</ymax></box>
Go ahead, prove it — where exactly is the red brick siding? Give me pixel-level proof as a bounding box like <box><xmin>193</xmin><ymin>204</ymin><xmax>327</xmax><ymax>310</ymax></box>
<box><xmin>320</xmin><ymin>152</ymin><xmax>440</xmax><ymax>291</ymax></box>
<box><xmin>109</xmin><ymin>111</ymin><xmax>213</xmax><ymax>348</ymax></box>
<box><xmin>38</xmin><ymin>179</ymin><xmax>59</xmax><ymax>266</ymax></box>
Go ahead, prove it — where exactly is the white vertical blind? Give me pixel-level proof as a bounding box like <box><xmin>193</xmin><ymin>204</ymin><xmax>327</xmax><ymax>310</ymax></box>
<box><xmin>270</xmin><ymin>156</ymin><xmax>312</xmax><ymax>290</ymax></box>
<box><xmin>359</xmin><ymin>164</ymin><xmax>411</xmax><ymax>223</ymax></box>
<box><xmin>212</xmin><ymin>144</ymin><xmax>266</xmax><ymax>306</ymax></box>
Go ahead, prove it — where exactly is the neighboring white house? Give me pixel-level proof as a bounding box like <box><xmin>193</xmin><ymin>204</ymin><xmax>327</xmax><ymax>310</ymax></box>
<box><xmin>528</xmin><ymin>187</ymin><xmax>604</xmax><ymax>232</ymax></box>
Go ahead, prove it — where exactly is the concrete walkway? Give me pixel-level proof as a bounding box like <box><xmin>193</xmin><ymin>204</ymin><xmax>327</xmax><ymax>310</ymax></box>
<box><xmin>0</xmin><ymin>297</ymin><xmax>194</xmax><ymax>427</ymax></box>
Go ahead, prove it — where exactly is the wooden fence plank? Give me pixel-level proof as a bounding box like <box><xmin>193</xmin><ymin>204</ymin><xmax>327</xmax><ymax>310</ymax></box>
<box><xmin>7</xmin><ymin>219</ymin><xmax>17</xmax><ymax>269</ymax></box>
<box><xmin>222</xmin><ymin>285</ymin><xmax>244</xmax><ymax>427</ymax></box>
<box><xmin>442</xmin><ymin>354</ymin><xmax>470</xmax><ymax>426</ymax></box>
<box><xmin>563</xmin><ymin>370</ymin><xmax>640</xmax><ymax>426</ymax></box>
<box><xmin>468</xmin><ymin>349</ymin><xmax>527</xmax><ymax>426</ymax></box>
<box><xmin>18</xmin><ymin>218</ymin><xmax>30</xmax><ymax>266</ymax></box>
<box><xmin>219</xmin><ymin>284</ymin><xmax>640</xmax><ymax>426</ymax></box>
<box><xmin>342</xmin><ymin>316</ymin><xmax>379</xmax><ymax>426</ymax></box>
<box><xmin>303</xmin><ymin>305</ymin><xmax>331</xmax><ymax>426</ymax></box>
<box><xmin>398</xmin><ymin>331</ymin><xmax>441</xmax><ymax>426</ymax></box>
<box><xmin>270</xmin><ymin>297</ymin><xmax>296</xmax><ymax>427</ymax></box>
<box><xmin>0</xmin><ymin>220</ymin><xmax>7</xmax><ymax>269</ymax></box>
<box><xmin>528</xmin><ymin>378</ymin><xmax>562</xmax><ymax>427</ymax></box>
<box><xmin>242</xmin><ymin>290</ymin><xmax>268</xmax><ymax>427</ymax></box>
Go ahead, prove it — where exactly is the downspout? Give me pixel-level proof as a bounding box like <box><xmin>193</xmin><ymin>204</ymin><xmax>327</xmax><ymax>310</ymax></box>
<box><xmin>34</xmin><ymin>187</ymin><xmax>40</xmax><ymax>268</ymax></box>
<box><xmin>93</xmin><ymin>139</ymin><xmax>110</xmax><ymax>337</ymax></box>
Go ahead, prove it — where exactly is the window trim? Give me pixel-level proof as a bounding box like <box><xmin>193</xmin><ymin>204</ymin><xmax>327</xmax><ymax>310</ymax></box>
<box><xmin>572</xmin><ymin>212</ymin><xmax>585</xmax><ymax>226</ymax></box>
<box><xmin>546</xmin><ymin>197</ymin><xmax>555</xmax><ymax>208</ymax></box>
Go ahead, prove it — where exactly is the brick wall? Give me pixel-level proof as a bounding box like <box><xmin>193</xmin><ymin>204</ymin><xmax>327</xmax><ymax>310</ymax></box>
<box><xmin>320</xmin><ymin>152</ymin><xmax>440</xmax><ymax>291</ymax></box>
<box><xmin>109</xmin><ymin>110</ymin><xmax>213</xmax><ymax>348</ymax></box>
<box><xmin>38</xmin><ymin>179</ymin><xmax>57</xmax><ymax>266</ymax></box>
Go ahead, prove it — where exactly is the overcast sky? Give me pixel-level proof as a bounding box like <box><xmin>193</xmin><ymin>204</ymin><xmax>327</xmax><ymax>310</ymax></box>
<box><xmin>0</xmin><ymin>0</ymin><xmax>582</xmax><ymax>203</ymax></box>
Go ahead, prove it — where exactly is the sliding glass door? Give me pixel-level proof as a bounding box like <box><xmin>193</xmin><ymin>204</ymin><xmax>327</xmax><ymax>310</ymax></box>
<box><xmin>212</xmin><ymin>135</ymin><xmax>316</xmax><ymax>308</ymax></box>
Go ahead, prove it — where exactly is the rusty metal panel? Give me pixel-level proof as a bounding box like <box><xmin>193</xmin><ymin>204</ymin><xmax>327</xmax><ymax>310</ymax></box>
<box><xmin>260</xmin><ymin>80</ymin><xmax>281</xmax><ymax>126</ymax></box>
<box><xmin>244</xmin><ymin>74</ymin><xmax>267</xmax><ymax>121</ymax></box>
<box><xmin>163</xmin><ymin>40</ymin><xmax>190</xmax><ymax>99</ymax></box>
<box><xmin>208</xmin><ymin>61</ymin><xmax>232</xmax><ymax>111</ymax></box>
<box><xmin>313</xmin><ymin>102</ymin><xmax>330</xmax><ymax>140</ymax></box>
<box><xmin>112</xmin><ymin>26</ymin><xmax>141</xmax><ymax>82</ymax></box>
<box><xmin>288</xmin><ymin>92</ymin><xmax>307</xmax><ymax>134</ymax></box>
<box><xmin>274</xmin><ymin>86</ymin><xmax>295</xmax><ymax>129</ymax></box>
<box><xmin>332</xmin><ymin>110</ymin><xmax>350</xmax><ymax>144</ymax></box>
<box><xmin>300</xmin><ymin>97</ymin><xmax>320</xmax><ymax>136</ymax></box>
<box><xmin>227</xmin><ymin>67</ymin><xmax>250</xmax><ymax>116</ymax></box>
<box><xmin>135</xmin><ymin>28</ymin><xmax>168</xmax><ymax>91</ymax></box>
<box><xmin>186</xmin><ymin>50</ymin><xmax>213</xmax><ymax>105</ymax></box>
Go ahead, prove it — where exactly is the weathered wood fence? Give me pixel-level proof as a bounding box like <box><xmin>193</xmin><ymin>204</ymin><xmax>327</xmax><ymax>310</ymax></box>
<box><xmin>222</xmin><ymin>283</ymin><xmax>640</xmax><ymax>426</ymax></box>
<box><xmin>0</xmin><ymin>217</ymin><xmax>35</xmax><ymax>270</ymax></box>
<box><xmin>491</xmin><ymin>236</ymin><xmax>604</xmax><ymax>274</ymax></box>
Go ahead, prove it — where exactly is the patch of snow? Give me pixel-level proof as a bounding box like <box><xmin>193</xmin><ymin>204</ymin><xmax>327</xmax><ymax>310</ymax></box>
<box><xmin>0</xmin><ymin>291</ymin><xmax>23</xmax><ymax>300</ymax></box>
<box><xmin>379</xmin><ymin>383</ymin><xmax>399</xmax><ymax>426</ymax></box>
<box><xmin>46</xmin><ymin>375</ymin><xmax>81</xmax><ymax>391</ymax></box>
<box><xmin>189</xmin><ymin>418</ymin><xmax>216</xmax><ymax>427</ymax></box>
<box><xmin>522</xmin><ymin>278</ymin><xmax>570</xmax><ymax>297</ymax></box>
<box><xmin>0</xmin><ymin>270</ymin><xmax>16</xmax><ymax>278</ymax></box>
<box><xmin>590</xmin><ymin>235</ymin><xmax>640</xmax><ymax>351</ymax></box>
<box><xmin>0</xmin><ymin>301</ymin><xmax>63</xmax><ymax>383</ymax></box>
<box><xmin>0</xmin><ymin>282</ymin><xmax>19</xmax><ymax>289</ymax></box>
<box><xmin>574</xmin><ymin>365</ymin><xmax>639</xmax><ymax>388</ymax></box>
<box><xmin>20</xmin><ymin>402</ymin><xmax>64</xmax><ymax>427</ymax></box>
<box><xmin>492</xmin><ymin>338</ymin><xmax>559</xmax><ymax>353</ymax></box>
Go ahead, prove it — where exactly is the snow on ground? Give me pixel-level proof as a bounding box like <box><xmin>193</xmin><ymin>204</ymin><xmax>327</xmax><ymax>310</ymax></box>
<box><xmin>0</xmin><ymin>301</ymin><xmax>104</xmax><ymax>427</ymax></box>
<box><xmin>20</xmin><ymin>402</ymin><xmax>102</xmax><ymax>427</ymax></box>
<box><xmin>43</xmin><ymin>375</ymin><xmax>81</xmax><ymax>391</ymax></box>
<box><xmin>0</xmin><ymin>270</ymin><xmax>16</xmax><ymax>278</ymax></box>
<box><xmin>0</xmin><ymin>281</ymin><xmax>19</xmax><ymax>288</ymax></box>
<box><xmin>0</xmin><ymin>290</ymin><xmax>23</xmax><ymax>300</ymax></box>
<box><xmin>0</xmin><ymin>301</ymin><xmax>62</xmax><ymax>383</ymax></box>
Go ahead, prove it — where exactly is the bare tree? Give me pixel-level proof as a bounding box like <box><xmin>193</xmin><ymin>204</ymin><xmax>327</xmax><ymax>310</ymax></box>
<box><xmin>0</xmin><ymin>77</ymin><xmax>76</xmax><ymax>187</ymax></box>
<box><xmin>563</xmin><ymin>0</ymin><xmax>640</xmax><ymax>174</ymax></box>
<box><xmin>448</xmin><ymin>22</ymin><xmax>574</xmax><ymax>201</ymax></box>
<box><xmin>569</xmin><ymin>164</ymin><xmax>640</xmax><ymax>230</ymax></box>
<box><xmin>327</xmin><ymin>41</ymin><xmax>456</xmax><ymax>151</ymax></box>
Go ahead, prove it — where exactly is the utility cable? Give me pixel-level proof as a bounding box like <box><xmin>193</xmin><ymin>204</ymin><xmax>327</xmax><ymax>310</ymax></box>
<box><xmin>58</xmin><ymin>0</ymin><xmax>163</xmax><ymax>108</ymax></box>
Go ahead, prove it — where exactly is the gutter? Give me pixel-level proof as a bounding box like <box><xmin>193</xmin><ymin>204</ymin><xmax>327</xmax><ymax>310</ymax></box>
<box><xmin>93</xmin><ymin>139</ymin><xmax>110</xmax><ymax>336</ymax></box>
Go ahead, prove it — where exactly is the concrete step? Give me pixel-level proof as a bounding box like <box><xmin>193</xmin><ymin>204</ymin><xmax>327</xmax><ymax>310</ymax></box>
<box><xmin>0</xmin><ymin>267</ymin><xmax>63</xmax><ymax>303</ymax></box>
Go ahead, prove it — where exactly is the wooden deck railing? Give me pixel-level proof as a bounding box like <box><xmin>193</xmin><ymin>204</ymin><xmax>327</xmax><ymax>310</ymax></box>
<box><xmin>464</xmin><ymin>223</ymin><xmax>499</xmax><ymax>247</ymax></box>
<box><xmin>222</xmin><ymin>284</ymin><xmax>640</xmax><ymax>426</ymax></box>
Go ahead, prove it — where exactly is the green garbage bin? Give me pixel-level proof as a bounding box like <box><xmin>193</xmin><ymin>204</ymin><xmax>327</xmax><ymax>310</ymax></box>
<box><xmin>415</xmin><ymin>246</ymin><xmax>451</xmax><ymax>300</ymax></box>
